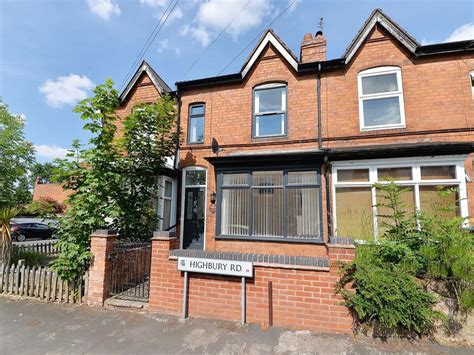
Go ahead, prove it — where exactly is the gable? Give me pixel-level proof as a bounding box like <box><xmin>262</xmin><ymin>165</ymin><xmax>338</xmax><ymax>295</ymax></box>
<box><xmin>343</xmin><ymin>9</ymin><xmax>419</xmax><ymax>64</ymax></box>
<box><xmin>119</xmin><ymin>61</ymin><xmax>172</xmax><ymax>102</ymax></box>
<box><xmin>241</xmin><ymin>30</ymin><xmax>299</xmax><ymax>78</ymax></box>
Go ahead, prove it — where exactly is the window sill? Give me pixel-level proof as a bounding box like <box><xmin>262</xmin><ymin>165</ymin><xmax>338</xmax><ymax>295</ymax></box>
<box><xmin>215</xmin><ymin>235</ymin><xmax>324</xmax><ymax>244</ymax></box>
<box><xmin>360</xmin><ymin>124</ymin><xmax>406</xmax><ymax>132</ymax></box>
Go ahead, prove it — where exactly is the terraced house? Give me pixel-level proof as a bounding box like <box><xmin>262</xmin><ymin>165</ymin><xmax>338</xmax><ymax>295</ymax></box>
<box><xmin>104</xmin><ymin>9</ymin><xmax>474</xmax><ymax>332</ymax></box>
<box><xmin>175</xmin><ymin>8</ymin><xmax>474</xmax><ymax>251</ymax></box>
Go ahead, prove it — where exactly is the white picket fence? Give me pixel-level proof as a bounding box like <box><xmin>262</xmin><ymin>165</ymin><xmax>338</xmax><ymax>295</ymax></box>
<box><xmin>0</xmin><ymin>262</ymin><xmax>88</xmax><ymax>304</ymax></box>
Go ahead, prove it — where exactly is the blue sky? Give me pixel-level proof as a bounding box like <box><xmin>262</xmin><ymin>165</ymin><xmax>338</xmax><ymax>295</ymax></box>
<box><xmin>1</xmin><ymin>0</ymin><xmax>473</xmax><ymax>162</ymax></box>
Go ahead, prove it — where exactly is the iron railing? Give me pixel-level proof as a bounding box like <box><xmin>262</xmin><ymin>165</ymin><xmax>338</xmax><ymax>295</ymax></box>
<box><xmin>108</xmin><ymin>240</ymin><xmax>152</xmax><ymax>302</ymax></box>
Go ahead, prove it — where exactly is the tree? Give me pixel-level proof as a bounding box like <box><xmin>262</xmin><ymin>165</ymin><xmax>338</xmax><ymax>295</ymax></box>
<box><xmin>52</xmin><ymin>80</ymin><xmax>179</xmax><ymax>281</ymax></box>
<box><xmin>0</xmin><ymin>100</ymin><xmax>35</xmax><ymax>208</ymax></box>
<box><xmin>31</xmin><ymin>162</ymin><xmax>60</xmax><ymax>184</ymax></box>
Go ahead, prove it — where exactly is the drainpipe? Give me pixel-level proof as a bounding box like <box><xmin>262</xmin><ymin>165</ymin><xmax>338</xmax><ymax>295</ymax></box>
<box><xmin>317</xmin><ymin>63</ymin><xmax>332</xmax><ymax>241</ymax></box>
<box><xmin>317</xmin><ymin>63</ymin><xmax>322</xmax><ymax>150</ymax></box>
<box><xmin>324</xmin><ymin>154</ymin><xmax>332</xmax><ymax>242</ymax></box>
<box><xmin>173</xmin><ymin>92</ymin><xmax>181</xmax><ymax>170</ymax></box>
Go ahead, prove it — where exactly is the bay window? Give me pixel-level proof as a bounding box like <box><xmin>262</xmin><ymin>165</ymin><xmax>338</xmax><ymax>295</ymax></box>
<box><xmin>253</xmin><ymin>83</ymin><xmax>287</xmax><ymax>137</ymax></box>
<box><xmin>333</xmin><ymin>157</ymin><xmax>468</xmax><ymax>241</ymax></box>
<box><xmin>218</xmin><ymin>169</ymin><xmax>321</xmax><ymax>241</ymax></box>
<box><xmin>358</xmin><ymin>67</ymin><xmax>405</xmax><ymax>130</ymax></box>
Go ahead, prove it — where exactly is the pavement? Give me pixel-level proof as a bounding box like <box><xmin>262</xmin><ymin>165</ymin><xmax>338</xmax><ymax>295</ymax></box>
<box><xmin>0</xmin><ymin>297</ymin><xmax>472</xmax><ymax>354</ymax></box>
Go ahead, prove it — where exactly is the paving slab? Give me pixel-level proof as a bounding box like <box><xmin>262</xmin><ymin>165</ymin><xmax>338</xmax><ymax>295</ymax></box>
<box><xmin>0</xmin><ymin>296</ymin><xmax>471</xmax><ymax>354</ymax></box>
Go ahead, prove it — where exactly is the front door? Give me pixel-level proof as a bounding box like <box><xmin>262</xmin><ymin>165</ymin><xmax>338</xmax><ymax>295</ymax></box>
<box><xmin>183</xmin><ymin>187</ymin><xmax>205</xmax><ymax>249</ymax></box>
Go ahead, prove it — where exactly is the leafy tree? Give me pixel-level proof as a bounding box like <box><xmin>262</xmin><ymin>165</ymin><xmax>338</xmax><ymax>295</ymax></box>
<box><xmin>52</xmin><ymin>80</ymin><xmax>179</xmax><ymax>281</ymax></box>
<box><xmin>52</xmin><ymin>80</ymin><xmax>122</xmax><ymax>280</ymax></box>
<box><xmin>0</xmin><ymin>100</ymin><xmax>35</xmax><ymax>208</ymax></box>
<box><xmin>117</xmin><ymin>99</ymin><xmax>178</xmax><ymax>237</ymax></box>
<box><xmin>31</xmin><ymin>162</ymin><xmax>60</xmax><ymax>184</ymax></box>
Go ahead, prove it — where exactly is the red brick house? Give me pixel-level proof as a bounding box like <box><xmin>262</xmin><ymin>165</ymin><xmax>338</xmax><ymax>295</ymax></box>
<box><xmin>116</xmin><ymin>61</ymin><xmax>179</xmax><ymax>232</ymax></box>
<box><xmin>106</xmin><ymin>9</ymin><xmax>473</xmax><ymax>332</ymax></box>
<box><xmin>174</xmin><ymin>9</ymin><xmax>474</xmax><ymax>252</ymax></box>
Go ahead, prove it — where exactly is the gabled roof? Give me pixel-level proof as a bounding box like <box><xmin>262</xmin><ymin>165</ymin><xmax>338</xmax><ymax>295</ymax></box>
<box><xmin>176</xmin><ymin>9</ymin><xmax>472</xmax><ymax>91</ymax></box>
<box><xmin>176</xmin><ymin>29</ymin><xmax>300</xmax><ymax>90</ymax></box>
<box><xmin>240</xmin><ymin>29</ymin><xmax>299</xmax><ymax>77</ymax></box>
<box><xmin>343</xmin><ymin>8</ymin><xmax>420</xmax><ymax>64</ymax></box>
<box><xmin>119</xmin><ymin>60</ymin><xmax>172</xmax><ymax>102</ymax></box>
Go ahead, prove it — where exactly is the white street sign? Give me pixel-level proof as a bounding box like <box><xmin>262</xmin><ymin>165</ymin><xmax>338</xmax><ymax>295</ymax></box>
<box><xmin>178</xmin><ymin>257</ymin><xmax>253</xmax><ymax>277</ymax></box>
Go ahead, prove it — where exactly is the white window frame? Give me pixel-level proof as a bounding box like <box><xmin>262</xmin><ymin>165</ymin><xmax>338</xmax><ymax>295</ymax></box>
<box><xmin>332</xmin><ymin>155</ymin><xmax>469</xmax><ymax>241</ymax></box>
<box><xmin>358</xmin><ymin>66</ymin><xmax>406</xmax><ymax>131</ymax></box>
<box><xmin>157</xmin><ymin>176</ymin><xmax>177</xmax><ymax>232</ymax></box>
<box><xmin>470</xmin><ymin>71</ymin><xmax>474</xmax><ymax>98</ymax></box>
<box><xmin>253</xmin><ymin>83</ymin><xmax>287</xmax><ymax>138</ymax></box>
<box><xmin>188</xmin><ymin>103</ymin><xmax>205</xmax><ymax>144</ymax></box>
<box><xmin>180</xmin><ymin>166</ymin><xmax>207</xmax><ymax>250</ymax></box>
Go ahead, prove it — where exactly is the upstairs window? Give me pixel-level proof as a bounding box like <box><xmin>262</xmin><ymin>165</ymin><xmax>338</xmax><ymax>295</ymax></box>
<box><xmin>253</xmin><ymin>83</ymin><xmax>287</xmax><ymax>138</ymax></box>
<box><xmin>188</xmin><ymin>104</ymin><xmax>205</xmax><ymax>144</ymax></box>
<box><xmin>358</xmin><ymin>67</ymin><xmax>405</xmax><ymax>131</ymax></box>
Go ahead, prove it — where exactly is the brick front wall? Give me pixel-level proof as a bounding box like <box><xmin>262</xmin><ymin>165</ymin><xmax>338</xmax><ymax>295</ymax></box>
<box><xmin>149</xmin><ymin>237</ymin><xmax>355</xmax><ymax>334</ymax></box>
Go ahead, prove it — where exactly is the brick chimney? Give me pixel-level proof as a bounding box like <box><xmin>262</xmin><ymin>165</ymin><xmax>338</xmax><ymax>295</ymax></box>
<box><xmin>300</xmin><ymin>31</ymin><xmax>326</xmax><ymax>63</ymax></box>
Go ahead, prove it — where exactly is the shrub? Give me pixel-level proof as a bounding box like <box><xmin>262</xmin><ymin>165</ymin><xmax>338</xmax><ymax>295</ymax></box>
<box><xmin>337</xmin><ymin>182</ymin><xmax>472</xmax><ymax>337</ymax></box>
<box><xmin>337</xmin><ymin>241</ymin><xmax>443</xmax><ymax>336</ymax></box>
<box><xmin>11</xmin><ymin>247</ymin><xmax>49</xmax><ymax>267</ymax></box>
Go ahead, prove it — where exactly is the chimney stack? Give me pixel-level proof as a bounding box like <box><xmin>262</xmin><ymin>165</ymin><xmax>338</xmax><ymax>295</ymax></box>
<box><xmin>300</xmin><ymin>31</ymin><xmax>326</xmax><ymax>63</ymax></box>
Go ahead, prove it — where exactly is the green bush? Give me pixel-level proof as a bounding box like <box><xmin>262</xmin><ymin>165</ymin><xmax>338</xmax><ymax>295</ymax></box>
<box><xmin>337</xmin><ymin>241</ymin><xmax>443</xmax><ymax>336</ymax></box>
<box><xmin>11</xmin><ymin>247</ymin><xmax>49</xmax><ymax>267</ymax></box>
<box><xmin>337</xmin><ymin>182</ymin><xmax>473</xmax><ymax>337</ymax></box>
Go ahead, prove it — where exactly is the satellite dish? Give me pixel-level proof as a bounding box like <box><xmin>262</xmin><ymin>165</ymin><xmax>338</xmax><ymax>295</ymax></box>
<box><xmin>211</xmin><ymin>138</ymin><xmax>223</xmax><ymax>154</ymax></box>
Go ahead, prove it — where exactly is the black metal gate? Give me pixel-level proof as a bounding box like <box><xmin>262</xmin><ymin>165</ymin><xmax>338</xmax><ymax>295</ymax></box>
<box><xmin>108</xmin><ymin>240</ymin><xmax>152</xmax><ymax>302</ymax></box>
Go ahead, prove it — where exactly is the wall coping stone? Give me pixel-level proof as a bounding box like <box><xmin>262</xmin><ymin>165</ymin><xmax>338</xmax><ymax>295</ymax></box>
<box><xmin>169</xmin><ymin>249</ymin><xmax>330</xmax><ymax>268</ymax></box>
<box><xmin>152</xmin><ymin>231</ymin><xmax>177</xmax><ymax>241</ymax></box>
<box><xmin>328</xmin><ymin>237</ymin><xmax>355</xmax><ymax>248</ymax></box>
<box><xmin>91</xmin><ymin>229</ymin><xmax>118</xmax><ymax>238</ymax></box>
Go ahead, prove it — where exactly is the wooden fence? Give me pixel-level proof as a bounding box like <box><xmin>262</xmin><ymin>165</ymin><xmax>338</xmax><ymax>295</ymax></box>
<box><xmin>13</xmin><ymin>241</ymin><xmax>60</xmax><ymax>256</ymax></box>
<box><xmin>0</xmin><ymin>262</ymin><xmax>88</xmax><ymax>304</ymax></box>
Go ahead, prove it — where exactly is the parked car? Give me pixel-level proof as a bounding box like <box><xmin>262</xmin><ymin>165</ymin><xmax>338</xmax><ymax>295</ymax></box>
<box><xmin>11</xmin><ymin>222</ymin><xmax>56</xmax><ymax>242</ymax></box>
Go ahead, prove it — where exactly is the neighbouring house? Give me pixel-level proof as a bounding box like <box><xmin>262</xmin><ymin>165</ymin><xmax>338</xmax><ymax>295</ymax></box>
<box><xmin>95</xmin><ymin>9</ymin><xmax>473</xmax><ymax>333</ymax></box>
<box><xmin>32</xmin><ymin>179</ymin><xmax>71</xmax><ymax>206</ymax></box>
<box><xmin>116</xmin><ymin>61</ymin><xmax>178</xmax><ymax>232</ymax></box>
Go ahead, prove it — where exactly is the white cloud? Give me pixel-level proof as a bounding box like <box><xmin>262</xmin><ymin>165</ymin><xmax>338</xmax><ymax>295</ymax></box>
<box><xmin>287</xmin><ymin>0</ymin><xmax>300</xmax><ymax>14</ymax></box>
<box><xmin>39</xmin><ymin>74</ymin><xmax>94</xmax><ymax>108</ymax></box>
<box><xmin>87</xmin><ymin>0</ymin><xmax>121</xmax><ymax>20</ymax></box>
<box><xmin>35</xmin><ymin>145</ymin><xmax>69</xmax><ymax>160</ymax></box>
<box><xmin>140</xmin><ymin>0</ymin><xmax>168</xmax><ymax>7</ymax></box>
<box><xmin>421</xmin><ymin>39</ymin><xmax>434</xmax><ymax>45</ymax></box>
<box><xmin>140</xmin><ymin>0</ymin><xmax>183</xmax><ymax>23</ymax></box>
<box><xmin>157</xmin><ymin>38</ymin><xmax>180</xmax><ymax>55</ymax></box>
<box><xmin>422</xmin><ymin>23</ymin><xmax>473</xmax><ymax>45</ymax></box>
<box><xmin>444</xmin><ymin>23</ymin><xmax>474</xmax><ymax>42</ymax></box>
<box><xmin>181</xmin><ymin>0</ymin><xmax>275</xmax><ymax>47</ymax></box>
<box><xmin>190</xmin><ymin>26</ymin><xmax>212</xmax><ymax>47</ymax></box>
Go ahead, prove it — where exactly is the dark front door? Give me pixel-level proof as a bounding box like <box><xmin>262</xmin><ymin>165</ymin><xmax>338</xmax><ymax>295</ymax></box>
<box><xmin>183</xmin><ymin>187</ymin><xmax>205</xmax><ymax>250</ymax></box>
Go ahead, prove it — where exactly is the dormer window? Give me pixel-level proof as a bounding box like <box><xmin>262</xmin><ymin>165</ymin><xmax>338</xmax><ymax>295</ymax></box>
<box><xmin>188</xmin><ymin>104</ymin><xmax>205</xmax><ymax>144</ymax></box>
<box><xmin>253</xmin><ymin>83</ymin><xmax>287</xmax><ymax>138</ymax></box>
<box><xmin>358</xmin><ymin>67</ymin><xmax>405</xmax><ymax>131</ymax></box>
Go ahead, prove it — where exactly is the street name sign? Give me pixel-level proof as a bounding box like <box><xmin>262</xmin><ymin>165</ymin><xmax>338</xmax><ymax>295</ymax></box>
<box><xmin>178</xmin><ymin>257</ymin><xmax>253</xmax><ymax>277</ymax></box>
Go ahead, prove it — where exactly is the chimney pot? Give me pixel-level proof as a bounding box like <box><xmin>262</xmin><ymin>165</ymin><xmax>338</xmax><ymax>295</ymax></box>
<box><xmin>300</xmin><ymin>31</ymin><xmax>326</xmax><ymax>63</ymax></box>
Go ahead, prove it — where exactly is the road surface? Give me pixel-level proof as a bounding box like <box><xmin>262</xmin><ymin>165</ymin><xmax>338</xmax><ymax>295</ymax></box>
<box><xmin>0</xmin><ymin>297</ymin><xmax>471</xmax><ymax>354</ymax></box>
